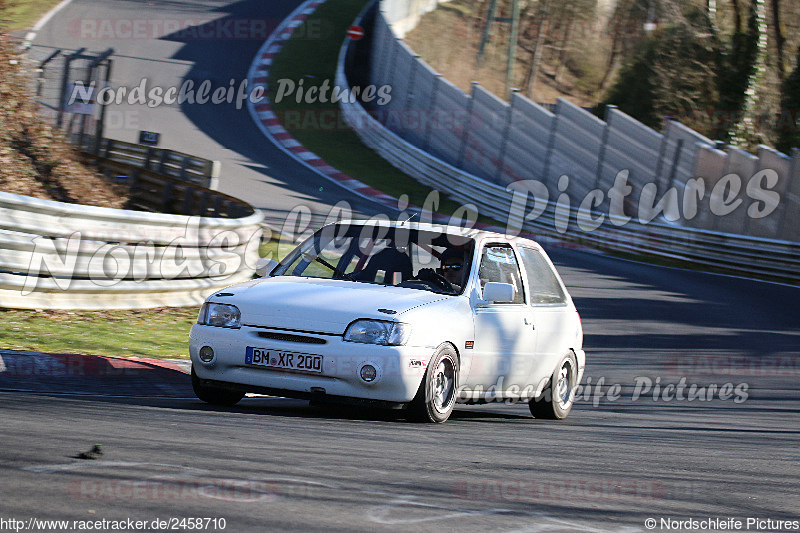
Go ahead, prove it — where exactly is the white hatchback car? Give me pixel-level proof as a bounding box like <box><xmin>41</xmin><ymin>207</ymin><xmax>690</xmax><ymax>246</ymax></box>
<box><xmin>190</xmin><ymin>220</ymin><xmax>585</xmax><ymax>423</ymax></box>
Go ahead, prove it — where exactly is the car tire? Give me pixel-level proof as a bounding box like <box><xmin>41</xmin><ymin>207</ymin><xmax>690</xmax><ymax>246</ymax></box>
<box><xmin>529</xmin><ymin>352</ymin><xmax>578</xmax><ymax>420</ymax></box>
<box><xmin>409</xmin><ymin>344</ymin><xmax>459</xmax><ymax>423</ymax></box>
<box><xmin>191</xmin><ymin>366</ymin><xmax>245</xmax><ymax>406</ymax></box>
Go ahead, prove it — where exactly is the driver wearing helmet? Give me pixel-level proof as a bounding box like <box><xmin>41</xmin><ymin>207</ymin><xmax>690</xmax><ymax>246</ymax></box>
<box><xmin>438</xmin><ymin>247</ymin><xmax>466</xmax><ymax>292</ymax></box>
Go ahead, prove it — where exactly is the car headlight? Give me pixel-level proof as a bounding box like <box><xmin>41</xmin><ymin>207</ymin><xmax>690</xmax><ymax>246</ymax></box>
<box><xmin>198</xmin><ymin>303</ymin><xmax>241</xmax><ymax>328</ymax></box>
<box><xmin>344</xmin><ymin>320</ymin><xmax>410</xmax><ymax>346</ymax></box>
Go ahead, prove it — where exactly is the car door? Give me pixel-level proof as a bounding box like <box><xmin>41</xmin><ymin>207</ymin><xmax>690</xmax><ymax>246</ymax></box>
<box><xmin>467</xmin><ymin>243</ymin><xmax>537</xmax><ymax>397</ymax></box>
<box><xmin>517</xmin><ymin>245</ymin><xmax>573</xmax><ymax>388</ymax></box>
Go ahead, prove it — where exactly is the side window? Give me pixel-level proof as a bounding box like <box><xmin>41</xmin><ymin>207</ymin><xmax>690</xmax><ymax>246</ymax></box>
<box><xmin>518</xmin><ymin>247</ymin><xmax>567</xmax><ymax>305</ymax></box>
<box><xmin>478</xmin><ymin>244</ymin><xmax>524</xmax><ymax>304</ymax></box>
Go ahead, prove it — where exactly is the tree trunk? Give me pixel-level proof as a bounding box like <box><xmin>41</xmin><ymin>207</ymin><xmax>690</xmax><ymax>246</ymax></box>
<box><xmin>523</xmin><ymin>0</ymin><xmax>549</xmax><ymax>98</ymax></box>
<box><xmin>731</xmin><ymin>0</ymin><xmax>743</xmax><ymax>32</ymax></box>
<box><xmin>771</xmin><ymin>0</ymin><xmax>785</xmax><ymax>79</ymax></box>
<box><xmin>554</xmin><ymin>7</ymin><xmax>574</xmax><ymax>88</ymax></box>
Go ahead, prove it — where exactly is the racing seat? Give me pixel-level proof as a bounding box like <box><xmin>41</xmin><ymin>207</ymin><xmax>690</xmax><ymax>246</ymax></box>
<box><xmin>355</xmin><ymin>248</ymin><xmax>413</xmax><ymax>285</ymax></box>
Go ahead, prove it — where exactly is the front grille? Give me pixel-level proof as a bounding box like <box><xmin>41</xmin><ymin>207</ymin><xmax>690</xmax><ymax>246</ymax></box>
<box><xmin>256</xmin><ymin>331</ymin><xmax>327</xmax><ymax>345</ymax></box>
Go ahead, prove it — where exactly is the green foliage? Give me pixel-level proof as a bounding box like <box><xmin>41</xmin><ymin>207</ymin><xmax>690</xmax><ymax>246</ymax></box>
<box><xmin>601</xmin><ymin>40</ymin><xmax>659</xmax><ymax>128</ymax></box>
<box><xmin>777</xmin><ymin>45</ymin><xmax>800</xmax><ymax>152</ymax></box>
<box><xmin>716</xmin><ymin>2</ymin><xmax>761</xmax><ymax>142</ymax></box>
<box><xmin>602</xmin><ymin>6</ymin><xmax>719</xmax><ymax>133</ymax></box>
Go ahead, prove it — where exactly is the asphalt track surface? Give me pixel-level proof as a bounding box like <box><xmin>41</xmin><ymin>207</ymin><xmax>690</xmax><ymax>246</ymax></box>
<box><xmin>4</xmin><ymin>0</ymin><xmax>799</xmax><ymax>531</ymax></box>
<box><xmin>27</xmin><ymin>0</ymin><xmax>397</xmax><ymax>230</ymax></box>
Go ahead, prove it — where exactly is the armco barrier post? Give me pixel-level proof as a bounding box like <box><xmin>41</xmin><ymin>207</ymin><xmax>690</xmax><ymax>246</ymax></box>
<box><xmin>423</xmin><ymin>74</ymin><xmax>442</xmax><ymax>151</ymax></box>
<box><xmin>403</xmin><ymin>55</ymin><xmax>421</xmax><ymax>141</ymax></box>
<box><xmin>457</xmin><ymin>82</ymin><xmax>479</xmax><ymax>169</ymax></box>
<box><xmin>594</xmin><ymin>105</ymin><xmax>615</xmax><ymax>191</ymax></box>
<box><xmin>494</xmin><ymin>88</ymin><xmax>518</xmax><ymax>183</ymax></box>
<box><xmin>541</xmin><ymin>101</ymin><xmax>559</xmax><ymax>192</ymax></box>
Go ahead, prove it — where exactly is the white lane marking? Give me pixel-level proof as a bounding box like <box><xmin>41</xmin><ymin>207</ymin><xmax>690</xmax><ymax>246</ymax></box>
<box><xmin>368</xmin><ymin>495</ymin><xmax>511</xmax><ymax>525</ymax></box>
<box><xmin>368</xmin><ymin>496</ymin><xmax>641</xmax><ymax>531</ymax></box>
<box><xmin>22</xmin><ymin>461</ymin><xmax>208</xmax><ymax>477</ymax></box>
<box><xmin>263</xmin><ymin>477</ymin><xmax>340</xmax><ymax>490</ymax></box>
<box><xmin>23</xmin><ymin>461</ymin><xmax>340</xmax><ymax>491</ymax></box>
<box><xmin>25</xmin><ymin>459</ymin><xmax>639</xmax><ymax>531</ymax></box>
<box><xmin>502</xmin><ymin>513</ymin><xmax>642</xmax><ymax>533</ymax></box>
<box><xmin>24</xmin><ymin>0</ymin><xmax>75</xmax><ymax>44</ymax></box>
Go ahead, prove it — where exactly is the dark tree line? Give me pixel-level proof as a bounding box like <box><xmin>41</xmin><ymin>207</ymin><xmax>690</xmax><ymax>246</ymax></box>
<box><xmin>598</xmin><ymin>0</ymin><xmax>800</xmax><ymax>151</ymax></box>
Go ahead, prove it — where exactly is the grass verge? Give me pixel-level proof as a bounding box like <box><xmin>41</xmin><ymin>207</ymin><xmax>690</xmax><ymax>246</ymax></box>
<box><xmin>2</xmin><ymin>0</ymin><xmax>62</xmax><ymax>30</ymax></box>
<box><xmin>0</xmin><ymin>307</ymin><xmax>199</xmax><ymax>358</ymax></box>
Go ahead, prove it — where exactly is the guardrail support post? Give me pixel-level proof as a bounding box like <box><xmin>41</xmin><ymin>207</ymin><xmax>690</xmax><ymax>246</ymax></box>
<box><xmin>423</xmin><ymin>74</ymin><xmax>442</xmax><ymax>151</ymax></box>
<box><xmin>594</xmin><ymin>105</ymin><xmax>615</xmax><ymax>191</ymax></box>
<box><xmin>128</xmin><ymin>168</ymin><xmax>140</xmax><ymax>195</ymax></box>
<box><xmin>494</xmin><ymin>89</ymin><xmax>518</xmax><ymax>182</ymax></box>
<box><xmin>179</xmin><ymin>157</ymin><xmax>190</xmax><ymax>181</ymax></box>
<box><xmin>158</xmin><ymin>150</ymin><xmax>169</xmax><ymax>174</ymax></box>
<box><xmin>212</xmin><ymin>195</ymin><xmax>223</xmax><ymax>216</ymax></box>
<box><xmin>198</xmin><ymin>192</ymin><xmax>210</xmax><ymax>215</ymax></box>
<box><xmin>457</xmin><ymin>82</ymin><xmax>479</xmax><ymax>169</ymax></box>
<box><xmin>542</xmin><ymin>101</ymin><xmax>560</xmax><ymax>190</ymax></box>
<box><xmin>93</xmin><ymin>56</ymin><xmax>113</xmax><ymax>156</ymax></box>
<box><xmin>161</xmin><ymin>182</ymin><xmax>175</xmax><ymax>213</ymax></box>
<box><xmin>666</xmin><ymin>138</ymin><xmax>684</xmax><ymax>191</ymax></box>
<box><xmin>403</xmin><ymin>55</ymin><xmax>421</xmax><ymax>142</ymax></box>
<box><xmin>181</xmin><ymin>186</ymin><xmax>195</xmax><ymax>215</ymax></box>
<box><xmin>208</xmin><ymin>161</ymin><xmax>221</xmax><ymax>190</ymax></box>
<box><xmin>144</xmin><ymin>147</ymin><xmax>155</xmax><ymax>170</ymax></box>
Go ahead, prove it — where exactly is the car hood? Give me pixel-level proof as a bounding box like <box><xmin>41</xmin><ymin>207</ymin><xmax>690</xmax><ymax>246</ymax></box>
<box><xmin>215</xmin><ymin>277</ymin><xmax>450</xmax><ymax>334</ymax></box>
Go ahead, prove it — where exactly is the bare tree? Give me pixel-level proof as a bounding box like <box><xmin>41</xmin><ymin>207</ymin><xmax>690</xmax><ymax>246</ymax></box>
<box><xmin>730</xmin><ymin>0</ymin><xmax>768</xmax><ymax>146</ymax></box>
<box><xmin>519</xmin><ymin>0</ymin><xmax>548</xmax><ymax>97</ymax></box>
<box><xmin>771</xmin><ymin>0</ymin><xmax>786</xmax><ymax>79</ymax></box>
<box><xmin>731</xmin><ymin>0</ymin><xmax>743</xmax><ymax>31</ymax></box>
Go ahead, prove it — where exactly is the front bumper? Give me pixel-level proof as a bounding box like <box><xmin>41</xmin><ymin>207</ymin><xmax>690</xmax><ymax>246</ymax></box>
<box><xmin>189</xmin><ymin>324</ymin><xmax>431</xmax><ymax>403</ymax></box>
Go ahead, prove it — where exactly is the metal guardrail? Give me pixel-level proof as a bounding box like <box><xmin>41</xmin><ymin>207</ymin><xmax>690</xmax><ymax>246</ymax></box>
<box><xmin>90</xmin><ymin>139</ymin><xmax>221</xmax><ymax>190</ymax></box>
<box><xmin>364</xmin><ymin>0</ymin><xmax>800</xmax><ymax>242</ymax></box>
<box><xmin>336</xmin><ymin>12</ymin><xmax>800</xmax><ymax>284</ymax></box>
<box><xmin>1</xmin><ymin>146</ymin><xmax>257</xmax><ymax>310</ymax></box>
<box><xmin>83</xmin><ymin>154</ymin><xmax>249</xmax><ymax>218</ymax></box>
<box><xmin>0</xmin><ymin>190</ymin><xmax>263</xmax><ymax>310</ymax></box>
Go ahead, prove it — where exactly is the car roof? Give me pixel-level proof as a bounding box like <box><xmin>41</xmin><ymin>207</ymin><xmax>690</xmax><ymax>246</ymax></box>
<box><xmin>326</xmin><ymin>220</ymin><xmax>544</xmax><ymax>250</ymax></box>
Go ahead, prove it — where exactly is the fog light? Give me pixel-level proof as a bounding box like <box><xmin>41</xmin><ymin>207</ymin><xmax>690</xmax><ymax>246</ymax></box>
<box><xmin>360</xmin><ymin>364</ymin><xmax>377</xmax><ymax>383</ymax></box>
<box><xmin>199</xmin><ymin>346</ymin><xmax>215</xmax><ymax>363</ymax></box>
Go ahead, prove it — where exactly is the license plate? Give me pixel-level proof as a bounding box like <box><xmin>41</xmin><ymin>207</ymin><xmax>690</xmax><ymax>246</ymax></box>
<box><xmin>245</xmin><ymin>347</ymin><xmax>323</xmax><ymax>373</ymax></box>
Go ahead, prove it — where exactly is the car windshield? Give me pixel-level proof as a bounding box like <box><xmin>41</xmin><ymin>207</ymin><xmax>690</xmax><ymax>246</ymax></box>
<box><xmin>273</xmin><ymin>224</ymin><xmax>475</xmax><ymax>295</ymax></box>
